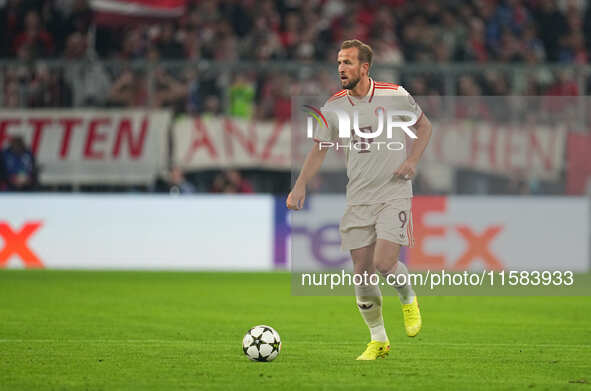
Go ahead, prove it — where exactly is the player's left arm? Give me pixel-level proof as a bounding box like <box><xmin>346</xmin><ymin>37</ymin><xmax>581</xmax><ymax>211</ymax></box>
<box><xmin>394</xmin><ymin>113</ymin><xmax>432</xmax><ymax>180</ymax></box>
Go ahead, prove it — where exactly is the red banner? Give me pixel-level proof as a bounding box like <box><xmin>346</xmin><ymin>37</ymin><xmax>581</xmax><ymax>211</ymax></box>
<box><xmin>90</xmin><ymin>0</ymin><xmax>186</xmax><ymax>25</ymax></box>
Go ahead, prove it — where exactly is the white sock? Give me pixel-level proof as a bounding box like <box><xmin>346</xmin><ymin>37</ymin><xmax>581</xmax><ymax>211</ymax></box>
<box><xmin>381</xmin><ymin>261</ymin><xmax>416</xmax><ymax>305</ymax></box>
<box><xmin>355</xmin><ymin>284</ymin><xmax>388</xmax><ymax>342</ymax></box>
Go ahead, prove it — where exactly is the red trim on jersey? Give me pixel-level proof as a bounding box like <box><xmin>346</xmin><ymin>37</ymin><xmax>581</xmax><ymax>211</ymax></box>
<box><xmin>407</xmin><ymin>211</ymin><xmax>415</xmax><ymax>247</ymax></box>
<box><xmin>368</xmin><ymin>79</ymin><xmax>376</xmax><ymax>102</ymax></box>
<box><xmin>375</xmin><ymin>82</ymin><xmax>400</xmax><ymax>88</ymax></box>
<box><xmin>328</xmin><ymin>91</ymin><xmax>346</xmax><ymax>102</ymax></box>
<box><xmin>346</xmin><ymin>94</ymin><xmax>355</xmax><ymax>106</ymax></box>
<box><xmin>328</xmin><ymin>94</ymin><xmax>346</xmax><ymax>103</ymax></box>
<box><xmin>415</xmin><ymin>111</ymin><xmax>424</xmax><ymax>124</ymax></box>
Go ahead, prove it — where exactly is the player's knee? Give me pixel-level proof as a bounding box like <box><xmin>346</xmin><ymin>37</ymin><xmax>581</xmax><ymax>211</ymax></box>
<box><xmin>353</xmin><ymin>262</ymin><xmax>374</xmax><ymax>275</ymax></box>
<box><xmin>374</xmin><ymin>259</ymin><xmax>396</xmax><ymax>276</ymax></box>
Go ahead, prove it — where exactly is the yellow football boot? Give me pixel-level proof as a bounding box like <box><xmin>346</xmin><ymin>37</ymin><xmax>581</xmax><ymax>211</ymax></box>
<box><xmin>356</xmin><ymin>340</ymin><xmax>391</xmax><ymax>360</ymax></box>
<box><xmin>402</xmin><ymin>296</ymin><xmax>422</xmax><ymax>337</ymax></box>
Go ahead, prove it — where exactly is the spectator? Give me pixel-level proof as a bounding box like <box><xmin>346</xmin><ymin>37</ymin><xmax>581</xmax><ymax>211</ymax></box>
<box><xmin>4</xmin><ymin>80</ymin><xmax>21</xmax><ymax>107</ymax></box>
<box><xmin>280</xmin><ymin>12</ymin><xmax>300</xmax><ymax>55</ymax></box>
<box><xmin>522</xmin><ymin>23</ymin><xmax>546</xmax><ymax>62</ymax></box>
<box><xmin>202</xmin><ymin>95</ymin><xmax>221</xmax><ymax>117</ymax></box>
<box><xmin>542</xmin><ymin>70</ymin><xmax>579</xmax><ymax>115</ymax></box>
<box><xmin>63</xmin><ymin>32</ymin><xmax>110</xmax><ymax>106</ymax></box>
<box><xmin>107</xmin><ymin>69</ymin><xmax>148</xmax><ymax>107</ymax></box>
<box><xmin>28</xmin><ymin>62</ymin><xmax>71</xmax><ymax>107</ymax></box>
<box><xmin>438</xmin><ymin>8</ymin><xmax>466</xmax><ymax>58</ymax></box>
<box><xmin>185</xmin><ymin>69</ymin><xmax>202</xmax><ymax>114</ymax></box>
<box><xmin>243</xmin><ymin>16</ymin><xmax>284</xmax><ymax>61</ymax></box>
<box><xmin>0</xmin><ymin>0</ymin><xmax>26</xmax><ymax>57</ymax></box>
<box><xmin>462</xmin><ymin>17</ymin><xmax>489</xmax><ymax>62</ymax></box>
<box><xmin>558</xmin><ymin>31</ymin><xmax>587</xmax><ymax>63</ymax></box>
<box><xmin>41</xmin><ymin>0</ymin><xmax>67</xmax><ymax>53</ymax></box>
<box><xmin>152</xmin><ymin>67</ymin><xmax>189</xmax><ymax>110</ymax></box>
<box><xmin>118</xmin><ymin>28</ymin><xmax>147</xmax><ymax>60</ymax></box>
<box><xmin>165</xmin><ymin>167</ymin><xmax>197</xmax><ymax>195</ymax></box>
<box><xmin>497</xmin><ymin>30</ymin><xmax>525</xmax><ymax>62</ymax></box>
<box><xmin>0</xmin><ymin>136</ymin><xmax>38</xmax><ymax>191</ymax></box>
<box><xmin>258</xmin><ymin>73</ymin><xmax>291</xmax><ymax>120</ymax></box>
<box><xmin>504</xmin><ymin>172</ymin><xmax>533</xmax><ymax>195</ymax></box>
<box><xmin>229</xmin><ymin>74</ymin><xmax>255</xmax><ymax>118</ymax></box>
<box><xmin>213</xmin><ymin>20</ymin><xmax>238</xmax><ymax>61</ymax></box>
<box><xmin>13</xmin><ymin>11</ymin><xmax>54</xmax><ymax>58</ymax></box>
<box><xmin>533</xmin><ymin>0</ymin><xmax>568</xmax><ymax>61</ymax></box>
<box><xmin>210</xmin><ymin>169</ymin><xmax>253</xmax><ymax>193</ymax></box>
<box><xmin>63</xmin><ymin>0</ymin><xmax>93</xmax><ymax>37</ymax></box>
<box><xmin>155</xmin><ymin>23</ymin><xmax>185</xmax><ymax>59</ymax></box>
<box><xmin>225</xmin><ymin>169</ymin><xmax>253</xmax><ymax>193</ymax></box>
<box><xmin>372</xmin><ymin>34</ymin><xmax>404</xmax><ymax>82</ymax></box>
<box><xmin>456</xmin><ymin>75</ymin><xmax>490</xmax><ymax>120</ymax></box>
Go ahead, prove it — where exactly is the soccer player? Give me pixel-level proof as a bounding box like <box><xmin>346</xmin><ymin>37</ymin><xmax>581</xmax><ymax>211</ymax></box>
<box><xmin>287</xmin><ymin>40</ymin><xmax>432</xmax><ymax>360</ymax></box>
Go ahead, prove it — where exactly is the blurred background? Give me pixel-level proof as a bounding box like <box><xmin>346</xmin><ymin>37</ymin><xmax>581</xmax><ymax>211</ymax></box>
<box><xmin>0</xmin><ymin>0</ymin><xmax>589</xmax><ymax>271</ymax></box>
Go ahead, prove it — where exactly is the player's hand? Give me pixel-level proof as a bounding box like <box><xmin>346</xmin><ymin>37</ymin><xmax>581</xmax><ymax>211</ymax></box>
<box><xmin>286</xmin><ymin>184</ymin><xmax>306</xmax><ymax>210</ymax></box>
<box><xmin>394</xmin><ymin>159</ymin><xmax>417</xmax><ymax>180</ymax></box>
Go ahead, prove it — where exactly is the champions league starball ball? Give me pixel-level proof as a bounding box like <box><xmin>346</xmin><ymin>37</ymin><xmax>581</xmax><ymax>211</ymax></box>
<box><xmin>242</xmin><ymin>325</ymin><xmax>282</xmax><ymax>362</ymax></box>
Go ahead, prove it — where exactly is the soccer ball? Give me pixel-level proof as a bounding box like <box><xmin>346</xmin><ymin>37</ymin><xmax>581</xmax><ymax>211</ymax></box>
<box><xmin>242</xmin><ymin>325</ymin><xmax>281</xmax><ymax>362</ymax></box>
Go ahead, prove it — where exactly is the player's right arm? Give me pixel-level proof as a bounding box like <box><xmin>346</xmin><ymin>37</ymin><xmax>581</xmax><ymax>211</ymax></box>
<box><xmin>286</xmin><ymin>143</ymin><xmax>328</xmax><ymax>210</ymax></box>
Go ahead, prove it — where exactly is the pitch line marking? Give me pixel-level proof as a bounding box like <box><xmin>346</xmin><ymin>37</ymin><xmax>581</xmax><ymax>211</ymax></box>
<box><xmin>0</xmin><ymin>339</ymin><xmax>589</xmax><ymax>349</ymax></box>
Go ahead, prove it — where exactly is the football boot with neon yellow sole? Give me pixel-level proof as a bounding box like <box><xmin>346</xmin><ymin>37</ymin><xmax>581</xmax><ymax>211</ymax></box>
<box><xmin>402</xmin><ymin>296</ymin><xmax>422</xmax><ymax>337</ymax></box>
<box><xmin>356</xmin><ymin>340</ymin><xmax>391</xmax><ymax>360</ymax></box>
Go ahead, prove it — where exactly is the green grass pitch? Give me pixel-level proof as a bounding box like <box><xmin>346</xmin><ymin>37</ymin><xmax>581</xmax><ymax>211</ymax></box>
<box><xmin>1</xmin><ymin>270</ymin><xmax>590</xmax><ymax>390</ymax></box>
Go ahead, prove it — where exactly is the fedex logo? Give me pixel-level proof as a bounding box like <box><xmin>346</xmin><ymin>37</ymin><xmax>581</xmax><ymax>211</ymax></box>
<box><xmin>0</xmin><ymin>221</ymin><xmax>44</xmax><ymax>268</ymax></box>
<box><xmin>274</xmin><ymin>196</ymin><xmax>505</xmax><ymax>271</ymax></box>
<box><xmin>407</xmin><ymin>197</ymin><xmax>504</xmax><ymax>270</ymax></box>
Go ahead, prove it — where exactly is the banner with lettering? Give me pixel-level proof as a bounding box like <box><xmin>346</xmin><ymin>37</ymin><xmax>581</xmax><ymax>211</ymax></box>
<box><xmin>172</xmin><ymin>116</ymin><xmax>292</xmax><ymax>170</ymax></box>
<box><xmin>283</xmin><ymin>195</ymin><xmax>589</xmax><ymax>273</ymax></box>
<box><xmin>0</xmin><ymin>110</ymin><xmax>172</xmax><ymax>185</ymax></box>
<box><xmin>173</xmin><ymin>116</ymin><xmax>566</xmax><ymax>181</ymax></box>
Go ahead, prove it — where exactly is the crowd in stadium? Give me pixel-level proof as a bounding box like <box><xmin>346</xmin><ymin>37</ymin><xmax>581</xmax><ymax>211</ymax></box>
<box><xmin>1</xmin><ymin>0</ymin><xmax>590</xmax><ymax>111</ymax></box>
<box><xmin>1</xmin><ymin>0</ymin><xmax>587</xmax><ymax>196</ymax></box>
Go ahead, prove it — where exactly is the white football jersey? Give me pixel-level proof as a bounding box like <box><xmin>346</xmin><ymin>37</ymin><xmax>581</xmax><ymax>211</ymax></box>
<box><xmin>314</xmin><ymin>78</ymin><xmax>423</xmax><ymax>205</ymax></box>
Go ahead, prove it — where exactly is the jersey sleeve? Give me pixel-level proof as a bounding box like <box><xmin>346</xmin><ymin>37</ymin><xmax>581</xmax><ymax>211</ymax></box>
<box><xmin>314</xmin><ymin>106</ymin><xmax>338</xmax><ymax>143</ymax></box>
<box><xmin>398</xmin><ymin>86</ymin><xmax>423</xmax><ymax>122</ymax></box>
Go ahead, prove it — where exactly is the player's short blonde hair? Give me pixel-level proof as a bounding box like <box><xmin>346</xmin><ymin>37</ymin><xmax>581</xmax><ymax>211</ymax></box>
<box><xmin>340</xmin><ymin>40</ymin><xmax>373</xmax><ymax>67</ymax></box>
